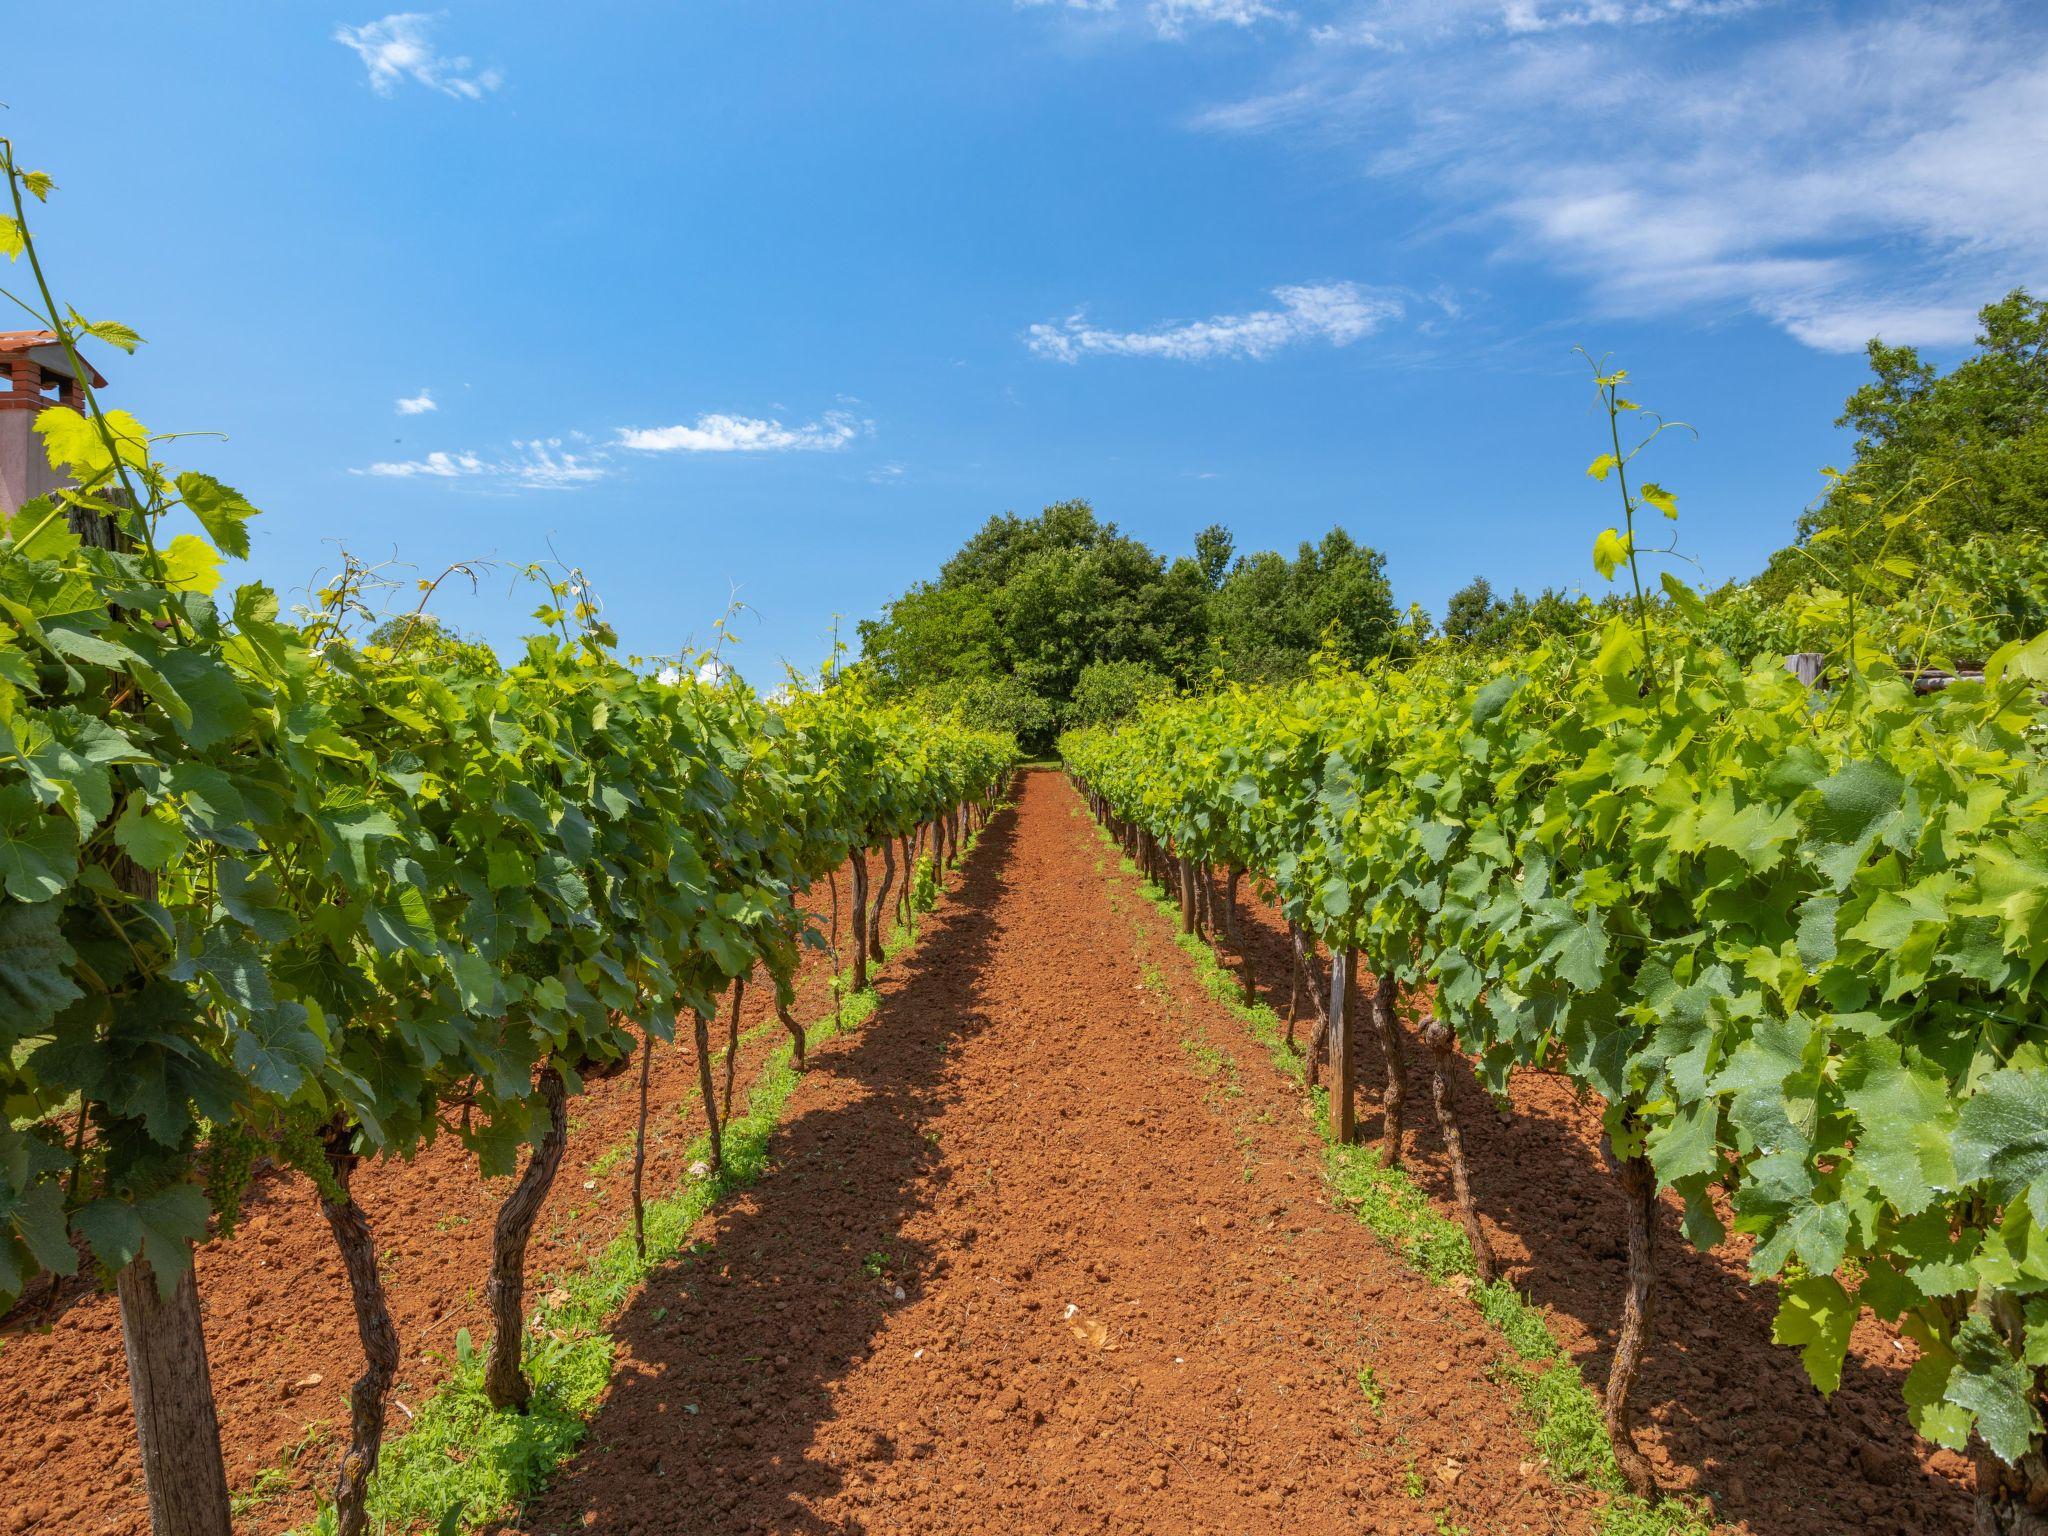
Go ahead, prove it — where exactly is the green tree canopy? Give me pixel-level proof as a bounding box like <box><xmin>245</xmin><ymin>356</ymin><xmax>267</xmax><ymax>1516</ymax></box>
<box><xmin>857</xmin><ymin>501</ymin><xmax>1403</xmax><ymax>750</ymax></box>
<box><xmin>1756</xmin><ymin>288</ymin><xmax>2048</xmax><ymax>598</ymax></box>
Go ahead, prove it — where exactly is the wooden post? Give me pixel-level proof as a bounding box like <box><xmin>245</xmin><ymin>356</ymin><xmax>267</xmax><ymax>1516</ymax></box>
<box><xmin>117</xmin><ymin>1258</ymin><xmax>235</xmax><ymax>1536</ymax></box>
<box><xmin>1328</xmin><ymin>946</ymin><xmax>1354</xmax><ymax>1144</ymax></box>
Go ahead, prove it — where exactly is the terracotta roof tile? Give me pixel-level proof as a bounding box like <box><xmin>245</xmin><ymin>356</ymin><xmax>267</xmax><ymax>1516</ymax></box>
<box><xmin>0</xmin><ymin>330</ymin><xmax>109</xmax><ymax>387</ymax></box>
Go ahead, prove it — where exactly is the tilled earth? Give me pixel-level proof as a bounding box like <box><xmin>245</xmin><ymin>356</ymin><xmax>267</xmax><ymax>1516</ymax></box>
<box><xmin>512</xmin><ymin>774</ymin><xmax>1597</xmax><ymax>1536</ymax></box>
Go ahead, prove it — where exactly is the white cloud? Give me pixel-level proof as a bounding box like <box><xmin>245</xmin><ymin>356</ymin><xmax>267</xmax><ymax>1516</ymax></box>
<box><xmin>1198</xmin><ymin>1</ymin><xmax>2048</xmax><ymax>351</ymax></box>
<box><xmin>334</xmin><ymin>13</ymin><xmax>502</xmax><ymax>100</ymax></box>
<box><xmin>1018</xmin><ymin>0</ymin><xmax>1292</xmax><ymax>38</ymax></box>
<box><xmin>869</xmin><ymin>461</ymin><xmax>907</xmax><ymax>484</ymax></box>
<box><xmin>1151</xmin><ymin>0</ymin><xmax>1288</xmax><ymax>37</ymax></box>
<box><xmin>353</xmin><ymin>438</ymin><xmax>605</xmax><ymax>490</ymax></box>
<box><xmin>616</xmin><ymin>411</ymin><xmax>866</xmax><ymax>453</ymax></box>
<box><xmin>395</xmin><ymin>388</ymin><xmax>437</xmax><ymax>415</ymax></box>
<box><xmin>1026</xmin><ymin>281</ymin><xmax>1403</xmax><ymax>362</ymax></box>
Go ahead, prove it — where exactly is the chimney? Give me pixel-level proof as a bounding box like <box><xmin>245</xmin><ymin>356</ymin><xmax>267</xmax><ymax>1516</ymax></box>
<box><xmin>1</xmin><ymin>331</ymin><xmax>105</xmax><ymax>517</ymax></box>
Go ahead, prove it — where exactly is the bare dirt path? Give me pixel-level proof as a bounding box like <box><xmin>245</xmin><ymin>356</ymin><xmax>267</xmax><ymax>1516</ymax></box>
<box><xmin>0</xmin><ymin>866</ymin><xmax>864</xmax><ymax>1536</ymax></box>
<box><xmin>514</xmin><ymin>771</ymin><xmax>1592</xmax><ymax>1536</ymax></box>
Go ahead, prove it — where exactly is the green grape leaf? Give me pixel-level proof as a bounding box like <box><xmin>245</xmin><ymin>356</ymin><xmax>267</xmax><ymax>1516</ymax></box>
<box><xmin>1953</xmin><ymin>1070</ymin><xmax>2048</xmax><ymax>1201</ymax></box>
<box><xmin>1772</xmin><ymin>1274</ymin><xmax>1857</xmax><ymax>1395</ymax></box>
<box><xmin>1839</xmin><ymin>1037</ymin><xmax>1956</xmax><ymax>1216</ymax></box>
<box><xmin>0</xmin><ymin>897</ymin><xmax>82</xmax><ymax>1033</ymax></box>
<box><xmin>176</xmin><ymin>472</ymin><xmax>258</xmax><ymax>559</ymax></box>
<box><xmin>1946</xmin><ymin>1314</ymin><xmax>2043</xmax><ymax>1465</ymax></box>
<box><xmin>231</xmin><ymin>1003</ymin><xmax>324</xmax><ymax>1097</ymax></box>
<box><xmin>114</xmin><ymin>798</ymin><xmax>189</xmax><ymax>871</ymax></box>
<box><xmin>73</xmin><ymin>1184</ymin><xmax>211</xmax><ymax>1298</ymax></box>
<box><xmin>1639</xmin><ymin>481</ymin><xmax>1678</xmax><ymax>519</ymax></box>
<box><xmin>0</xmin><ymin>783</ymin><xmax>78</xmax><ymax>901</ymax></box>
<box><xmin>1592</xmin><ymin>528</ymin><xmax>1629</xmax><ymax>581</ymax></box>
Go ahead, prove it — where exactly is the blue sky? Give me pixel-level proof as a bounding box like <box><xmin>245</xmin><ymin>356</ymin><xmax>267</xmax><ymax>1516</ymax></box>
<box><xmin>9</xmin><ymin>1</ymin><xmax>2045</xmax><ymax>683</ymax></box>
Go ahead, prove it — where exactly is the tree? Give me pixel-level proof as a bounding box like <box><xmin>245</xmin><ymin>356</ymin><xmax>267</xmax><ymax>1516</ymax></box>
<box><xmin>363</xmin><ymin>614</ymin><xmax>500</xmax><ymax>679</ymax></box>
<box><xmin>1755</xmin><ymin>288</ymin><xmax>2048</xmax><ymax>598</ymax></box>
<box><xmin>1209</xmin><ymin>528</ymin><xmax>1402</xmax><ymax>681</ymax></box>
<box><xmin>1442</xmin><ymin>577</ymin><xmax>1503</xmax><ymax>643</ymax></box>
<box><xmin>1195</xmin><ymin>524</ymin><xmax>1233</xmax><ymax>589</ymax></box>
<box><xmin>1069</xmin><ymin>659</ymin><xmax>1173</xmax><ymax>728</ymax></box>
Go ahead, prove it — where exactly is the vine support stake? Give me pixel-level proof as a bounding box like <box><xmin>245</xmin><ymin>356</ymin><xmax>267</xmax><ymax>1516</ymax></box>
<box><xmin>1328</xmin><ymin>945</ymin><xmax>1355</xmax><ymax>1144</ymax></box>
<box><xmin>117</xmin><ymin>1253</ymin><xmax>234</xmax><ymax>1536</ymax></box>
<box><xmin>1370</xmin><ymin>970</ymin><xmax>1408</xmax><ymax>1168</ymax></box>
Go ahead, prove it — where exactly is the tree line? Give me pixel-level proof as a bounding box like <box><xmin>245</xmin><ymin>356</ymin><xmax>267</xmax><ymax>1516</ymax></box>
<box><xmin>857</xmin><ymin>288</ymin><xmax>2048</xmax><ymax>750</ymax></box>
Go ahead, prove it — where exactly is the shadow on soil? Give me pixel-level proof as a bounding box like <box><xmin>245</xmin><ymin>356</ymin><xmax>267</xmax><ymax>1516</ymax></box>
<box><xmin>509</xmin><ymin>807</ymin><xmax>1019</xmax><ymax>1536</ymax></box>
<box><xmin>1202</xmin><ymin>878</ymin><xmax>1969</xmax><ymax>1536</ymax></box>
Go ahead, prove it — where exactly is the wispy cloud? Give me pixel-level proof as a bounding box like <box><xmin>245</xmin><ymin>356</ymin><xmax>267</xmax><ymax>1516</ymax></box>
<box><xmin>1198</xmin><ymin>1</ymin><xmax>2048</xmax><ymax>351</ymax></box>
<box><xmin>395</xmin><ymin>388</ymin><xmax>437</xmax><ymax>415</ymax></box>
<box><xmin>334</xmin><ymin>13</ymin><xmax>502</xmax><ymax>100</ymax></box>
<box><xmin>353</xmin><ymin>439</ymin><xmax>603</xmax><ymax>490</ymax></box>
<box><xmin>616</xmin><ymin>411</ymin><xmax>867</xmax><ymax>453</ymax></box>
<box><xmin>868</xmin><ymin>461</ymin><xmax>907</xmax><ymax>484</ymax></box>
<box><xmin>1018</xmin><ymin>0</ymin><xmax>1292</xmax><ymax>38</ymax></box>
<box><xmin>1026</xmin><ymin>281</ymin><xmax>1404</xmax><ymax>362</ymax></box>
<box><xmin>1151</xmin><ymin>0</ymin><xmax>1288</xmax><ymax>36</ymax></box>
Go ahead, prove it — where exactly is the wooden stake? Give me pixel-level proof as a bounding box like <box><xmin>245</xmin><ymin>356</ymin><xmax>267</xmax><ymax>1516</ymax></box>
<box><xmin>1329</xmin><ymin>946</ymin><xmax>1355</xmax><ymax>1144</ymax></box>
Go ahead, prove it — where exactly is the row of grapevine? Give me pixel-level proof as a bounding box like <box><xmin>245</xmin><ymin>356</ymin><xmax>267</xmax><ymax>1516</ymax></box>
<box><xmin>0</xmin><ymin>145</ymin><xmax>1017</xmax><ymax>1536</ymax></box>
<box><xmin>1063</xmin><ymin>436</ymin><xmax>2048</xmax><ymax>1528</ymax></box>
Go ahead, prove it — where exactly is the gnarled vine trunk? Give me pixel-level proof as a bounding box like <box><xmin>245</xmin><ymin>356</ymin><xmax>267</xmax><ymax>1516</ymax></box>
<box><xmin>1974</xmin><ymin>1442</ymin><xmax>2048</xmax><ymax>1535</ymax></box>
<box><xmin>870</xmin><ymin>838</ymin><xmax>895</xmax><ymax>963</ymax></box>
<box><xmin>827</xmin><ymin>868</ymin><xmax>844</xmax><ymax>1027</ymax></box>
<box><xmin>722</xmin><ymin>976</ymin><xmax>745</xmax><ymax>1121</ymax></box>
<box><xmin>317</xmin><ymin>1119</ymin><xmax>400</xmax><ymax>1536</ymax></box>
<box><xmin>848</xmin><ymin>849</ymin><xmax>870</xmax><ymax>994</ymax></box>
<box><xmin>1603</xmin><ymin>1139</ymin><xmax>1658</xmax><ymax>1497</ymax></box>
<box><xmin>693</xmin><ymin>1008</ymin><xmax>723</xmax><ymax>1172</ymax></box>
<box><xmin>632</xmin><ymin>1037</ymin><xmax>653</xmax><ymax>1259</ymax></box>
<box><xmin>1422</xmin><ymin>1017</ymin><xmax>1496</xmax><ymax>1283</ymax></box>
<box><xmin>484</xmin><ymin>1064</ymin><xmax>569</xmax><ymax>1412</ymax></box>
<box><xmin>778</xmin><ymin>994</ymin><xmax>806</xmax><ymax>1070</ymax></box>
<box><xmin>117</xmin><ymin>1251</ymin><xmax>233</xmax><ymax>1536</ymax></box>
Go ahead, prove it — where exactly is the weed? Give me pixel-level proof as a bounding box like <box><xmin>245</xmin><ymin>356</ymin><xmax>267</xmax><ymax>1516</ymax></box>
<box><xmin>1355</xmin><ymin>1364</ymin><xmax>1386</xmax><ymax>1414</ymax></box>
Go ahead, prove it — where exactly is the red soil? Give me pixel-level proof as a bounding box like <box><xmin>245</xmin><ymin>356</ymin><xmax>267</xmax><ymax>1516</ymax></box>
<box><xmin>511</xmin><ymin>773</ymin><xmax>1597</xmax><ymax>1536</ymax></box>
<box><xmin>0</xmin><ymin>866</ymin><xmax>867</xmax><ymax>1536</ymax></box>
<box><xmin>1216</xmin><ymin>864</ymin><xmax>1975</xmax><ymax>1535</ymax></box>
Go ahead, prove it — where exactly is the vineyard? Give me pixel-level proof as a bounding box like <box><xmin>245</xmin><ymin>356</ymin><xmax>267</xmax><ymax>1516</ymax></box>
<box><xmin>1062</xmin><ymin>380</ymin><xmax>2048</xmax><ymax>1533</ymax></box>
<box><xmin>5</xmin><ymin>136</ymin><xmax>2048</xmax><ymax>1536</ymax></box>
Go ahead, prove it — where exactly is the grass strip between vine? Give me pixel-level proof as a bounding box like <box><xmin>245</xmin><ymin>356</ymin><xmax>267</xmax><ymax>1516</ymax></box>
<box><xmin>286</xmin><ymin>837</ymin><xmax>979</xmax><ymax>1536</ymax></box>
<box><xmin>1090</xmin><ymin>821</ymin><xmax>1715</xmax><ymax>1536</ymax></box>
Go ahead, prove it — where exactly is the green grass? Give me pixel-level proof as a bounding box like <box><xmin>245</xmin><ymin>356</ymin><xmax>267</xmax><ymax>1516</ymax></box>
<box><xmin>284</xmin><ymin>821</ymin><xmax>991</xmax><ymax>1535</ymax></box>
<box><xmin>1089</xmin><ymin>818</ymin><xmax>1716</xmax><ymax>1536</ymax></box>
